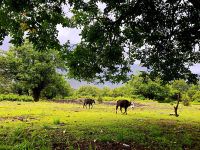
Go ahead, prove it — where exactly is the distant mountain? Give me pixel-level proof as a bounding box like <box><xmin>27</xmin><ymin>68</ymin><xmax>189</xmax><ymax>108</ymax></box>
<box><xmin>68</xmin><ymin>63</ymin><xmax>200</xmax><ymax>89</ymax></box>
<box><xmin>67</xmin><ymin>64</ymin><xmax>147</xmax><ymax>89</ymax></box>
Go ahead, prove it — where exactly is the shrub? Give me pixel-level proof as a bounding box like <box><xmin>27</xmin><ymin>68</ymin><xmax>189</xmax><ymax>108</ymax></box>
<box><xmin>182</xmin><ymin>99</ymin><xmax>190</xmax><ymax>106</ymax></box>
<box><xmin>101</xmin><ymin>96</ymin><xmax>132</xmax><ymax>101</ymax></box>
<box><xmin>187</xmin><ymin>85</ymin><xmax>199</xmax><ymax>101</ymax></box>
<box><xmin>182</xmin><ymin>94</ymin><xmax>190</xmax><ymax>106</ymax></box>
<box><xmin>164</xmin><ymin>98</ymin><xmax>174</xmax><ymax>103</ymax></box>
<box><xmin>97</xmin><ymin>96</ymin><xmax>103</xmax><ymax>103</ymax></box>
<box><xmin>192</xmin><ymin>91</ymin><xmax>200</xmax><ymax>102</ymax></box>
<box><xmin>136</xmin><ymin>81</ymin><xmax>170</xmax><ymax>101</ymax></box>
<box><xmin>75</xmin><ymin>85</ymin><xmax>100</xmax><ymax>97</ymax></box>
<box><xmin>0</xmin><ymin>94</ymin><xmax>33</xmax><ymax>102</ymax></box>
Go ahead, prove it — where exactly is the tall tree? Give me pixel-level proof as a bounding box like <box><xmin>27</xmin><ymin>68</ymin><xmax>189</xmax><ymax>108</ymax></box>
<box><xmin>0</xmin><ymin>42</ymin><xmax>68</xmax><ymax>101</ymax></box>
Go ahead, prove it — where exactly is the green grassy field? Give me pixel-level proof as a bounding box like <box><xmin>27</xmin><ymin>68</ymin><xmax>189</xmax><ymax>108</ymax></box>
<box><xmin>0</xmin><ymin>100</ymin><xmax>200</xmax><ymax>150</ymax></box>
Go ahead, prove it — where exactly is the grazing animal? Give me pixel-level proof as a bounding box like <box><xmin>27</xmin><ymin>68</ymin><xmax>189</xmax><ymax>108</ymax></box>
<box><xmin>116</xmin><ymin>100</ymin><xmax>133</xmax><ymax>115</ymax></box>
<box><xmin>83</xmin><ymin>98</ymin><xmax>95</xmax><ymax>109</ymax></box>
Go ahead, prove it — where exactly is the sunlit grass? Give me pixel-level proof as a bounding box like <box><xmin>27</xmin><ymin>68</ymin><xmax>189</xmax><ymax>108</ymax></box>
<box><xmin>0</xmin><ymin>100</ymin><xmax>199</xmax><ymax>149</ymax></box>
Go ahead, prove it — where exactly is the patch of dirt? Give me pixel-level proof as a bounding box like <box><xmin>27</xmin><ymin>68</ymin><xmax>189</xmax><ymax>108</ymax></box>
<box><xmin>0</xmin><ymin>115</ymin><xmax>37</xmax><ymax>122</ymax></box>
<box><xmin>51</xmin><ymin>99</ymin><xmax>83</xmax><ymax>104</ymax></box>
<box><xmin>52</xmin><ymin>141</ymin><xmax>149</xmax><ymax>150</ymax></box>
<box><xmin>0</xmin><ymin>117</ymin><xmax>8</xmax><ymax>121</ymax></box>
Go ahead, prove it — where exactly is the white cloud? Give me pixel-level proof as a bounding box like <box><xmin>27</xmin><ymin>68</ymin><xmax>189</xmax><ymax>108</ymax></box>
<box><xmin>62</xmin><ymin>4</ymin><xmax>73</xmax><ymax>18</ymax></box>
<box><xmin>190</xmin><ymin>64</ymin><xmax>200</xmax><ymax>75</ymax></box>
<box><xmin>0</xmin><ymin>36</ymin><xmax>11</xmax><ymax>51</ymax></box>
<box><xmin>97</xmin><ymin>2</ymin><xmax>106</xmax><ymax>12</ymax></box>
<box><xmin>57</xmin><ymin>24</ymin><xmax>81</xmax><ymax>45</ymax></box>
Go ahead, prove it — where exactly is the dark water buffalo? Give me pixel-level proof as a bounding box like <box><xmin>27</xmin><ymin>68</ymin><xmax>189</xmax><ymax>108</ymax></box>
<box><xmin>83</xmin><ymin>98</ymin><xmax>95</xmax><ymax>109</ymax></box>
<box><xmin>116</xmin><ymin>100</ymin><xmax>133</xmax><ymax>115</ymax></box>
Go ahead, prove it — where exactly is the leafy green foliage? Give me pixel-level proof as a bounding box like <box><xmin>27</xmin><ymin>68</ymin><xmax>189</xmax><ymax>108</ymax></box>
<box><xmin>75</xmin><ymin>85</ymin><xmax>100</xmax><ymax>97</ymax></box>
<box><xmin>0</xmin><ymin>0</ymin><xmax>199</xmax><ymax>83</ymax></box>
<box><xmin>181</xmin><ymin>93</ymin><xmax>191</xmax><ymax>106</ymax></box>
<box><xmin>125</xmin><ymin>76</ymin><xmax>170</xmax><ymax>101</ymax></box>
<box><xmin>0</xmin><ymin>0</ymin><xmax>70</xmax><ymax>50</ymax></box>
<box><xmin>0</xmin><ymin>94</ymin><xmax>33</xmax><ymax>101</ymax></box>
<box><xmin>68</xmin><ymin>0</ymin><xmax>200</xmax><ymax>83</ymax></box>
<box><xmin>100</xmin><ymin>86</ymin><xmax>112</xmax><ymax>97</ymax></box>
<box><xmin>0</xmin><ymin>75</ymin><xmax>12</xmax><ymax>94</ymax></box>
<box><xmin>100</xmin><ymin>96</ymin><xmax>132</xmax><ymax>102</ymax></box>
<box><xmin>111</xmin><ymin>86</ymin><xmax>128</xmax><ymax>97</ymax></box>
<box><xmin>41</xmin><ymin>76</ymin><xmax>73</xmax><ymax>99</ymax></box>
<box><xmin>192</xmin><ymin>91</ymin><xmax>200</xmax><ymax>102</ymax></box>
<box><xmin>0</xmin><ymin>42</ymin><xmax>71</xmax><ymax>101</ymax></box>
<box><xmin>168</xmin><ymin>80</ymin><xmax>199</xmax><ymax>104</ymax></box>
<box><xmin>187</xmin><ymin>84</ymin><xmax>200</xmax><ymax>101</ymax></box>
<box><xmin>171</xmin><ymin>80</ymin><xmax>191</xmax><ymax>93</ymax></box>
<box><xmin>11</xmin><ymin>82</ymin><xmax>30</xmax><ymax>95</ymax></box>
<box><xmin>70</xmin><ymin>76</ymin><xmax>200</xmax><ymax>103</ymax></box>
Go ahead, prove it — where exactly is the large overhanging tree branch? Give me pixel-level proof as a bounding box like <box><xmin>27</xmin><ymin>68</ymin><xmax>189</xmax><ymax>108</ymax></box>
<box><xmin>0</xmin><ymin>0</ymin><xmax>199</xmax><ymax>83</ymax></box>
<box><xmin>66</xmin><ymin>0</ymin><xmax>200</xmax><ymax>83</ymax></box>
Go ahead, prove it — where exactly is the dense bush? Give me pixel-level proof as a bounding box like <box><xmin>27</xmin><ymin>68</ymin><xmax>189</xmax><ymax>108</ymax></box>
<box><xmin>0</xmin><ymin>76</ymin><xmax>12</xmax><ymax>94</ymax></box>
<box><xmin>97</xmin><ymin>96</ymin><xmax>103</xmax><ymax>103</ymax></box>
<box><xmin>74</xmin><ymin>85</ymin><xmax>100</xmax><ymax>97</ymax></box>
<box><xmin>101</xmin><ymin>96</ymin><xmax>132</xmax><ymax>101</ymax></box>
<box><xmin>70</xmin><ymin>77</ymin><xmax>200</xmax><ymax>103</ymax></box>
<box><xmin>0</xmin><ymin>94</ymin><xmax>33</xmax><ymax>102</ymax></box>
<box><xmin>126</xmin><ymin>76</ymin><xmax>170</xmax><ymax>101</ymax></box>
<box><xmin>181</xmin><ymin>93</ymin><xmax>191</xmax><ymax>106</ymax></box>
<box><xmin>100</xmin><ymin>86</ymin><xmax>112</xmax><ymax>97</ymax></box>
<box><xmin>41</xmin><ymin>76</ymin><xmax>73</xmax><ymax>100</ymax></box>
<box><xmin>112</xmin><ymin>86</ymin><xmax>127</xmax><ymax>97</ymax></box>
<box><xmin>138</xmin><ymin>81</ymin><xmax>169</xmax><ymax>101</ymax></box>
<box><xmin>192</xmin><ymin>91</ymin><xmax>200</xmax><ymax>102</ymax></box>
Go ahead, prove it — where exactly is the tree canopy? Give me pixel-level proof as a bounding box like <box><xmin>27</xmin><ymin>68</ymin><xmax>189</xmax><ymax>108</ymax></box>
<box><xmin>0</xmin><ymin>0</ymin><xmax>200</xmax><ymax>83</ymax></box>
<box><xmin>0</xmin><ymin>0</ymin><xmax>69</xmax><ymax>50</ymax></box>
<box><xmin>68</xmin><ymin>0</ymin><xmax>200</xmax><ymax>83</ymax></box>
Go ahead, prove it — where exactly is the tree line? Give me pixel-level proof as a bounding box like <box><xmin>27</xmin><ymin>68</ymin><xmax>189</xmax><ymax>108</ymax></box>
<box><xmin>73</xmin><ymin>77</ymin><xmax>200</xmax><ymax>104</ymax></box>
<box><xmin>1</xmin><ymin>42</ymin><xmax>200</xmax><ymax>103</ymax></box>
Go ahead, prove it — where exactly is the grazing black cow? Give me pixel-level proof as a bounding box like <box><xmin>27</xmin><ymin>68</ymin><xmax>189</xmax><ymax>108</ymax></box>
<box><xmin>83</xmin><ymin>98</ymin><xmax>95</xmax><ymax>109</ymax></box>
<box><xmin>116</xmin><ymin>100</ymin><xmax>133</xmax><ymax>115</ymax></box>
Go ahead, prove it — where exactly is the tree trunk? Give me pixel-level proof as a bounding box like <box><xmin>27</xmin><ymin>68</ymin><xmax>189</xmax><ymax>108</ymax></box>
<box><xmin>32</xmin><ymin>88</ymin><xmax>41</xmax><ymax>102</ymax></box>
<box><xmin>174</xmin><ymin>93</ymin><xmax>181</xmax><ymax>117</ymax></box>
